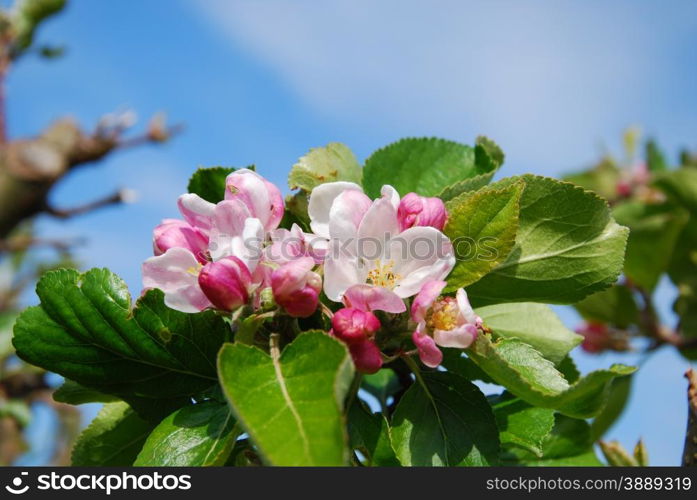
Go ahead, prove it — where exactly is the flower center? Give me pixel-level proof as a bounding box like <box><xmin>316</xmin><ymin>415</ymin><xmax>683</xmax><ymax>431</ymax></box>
<box><xmin>426</xmin><ymin>297</ymin><xmax>459</xmax><ymax>331</ymax></box>
<box><xmin>186</xmin><ymin>262</ymin><xmax>203</xmax><ymax>276</ymax></box>
<box><xmin>366</xmin><ymin>260</ymin><xmax>401</xmax><ymax>289</ymax></box>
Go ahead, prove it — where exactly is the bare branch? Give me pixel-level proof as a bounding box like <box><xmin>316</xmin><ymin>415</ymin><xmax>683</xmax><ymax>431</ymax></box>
<box><xmin>44</xmin><ymin>188</ymin><xmax>136</xmax><ymax>219</ymax></box>
<box><xmin>683</xmin><ymin>369</ymin><xmax>697</xmax><ymax>466</ymax></box>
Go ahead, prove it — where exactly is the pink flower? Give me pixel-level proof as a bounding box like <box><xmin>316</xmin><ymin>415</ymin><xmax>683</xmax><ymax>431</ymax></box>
<box><xmin>198</xmin><ymin>256</ymin><xmax>253</xmax><ymax>311</ymax></box>
<box><xmin>397</xmin><ymin>192</ymin><xmax>447</xmax><ymax>231</ymax></box>
<box><xmin>271</xmin><ymin>257</ymin><xmax>322</xmax><ymax>318</ymax></box>
<box><xmin>331</xmin><ymin>307</ymin><xmax>381</xmax><ymax>344</ymax></box>
<box><xmin>142</xmin><ymin>247</ymin><xmax>212</xmax><ymax>313</ymax></box>
<box><xmin>225</xmin><ymin>169</ymin><xmax>284</xmax><ymax>232</ymax></box>
<box><xmin>266</xmin><ymin>223</ymin><xmax>328</xmax><ymax>265</ymax></box>
<box><xmin>342</xmin><ymin>284</ymin><xmax>406</xmax><ymax>313</ymax></box>
<box><xmin>153</xmin><ymin>219</ymin><xmax>209</xmax><ymax>263</ymax></box>
<box><xmin>410</xmin><ymin>280</ymin><xmax>482</xmax><ymax>367</ymax></box>
<box><xmin>308</xmin><ymin>183</ymin><xmax>455</xmax><ymax>305</ymax></box>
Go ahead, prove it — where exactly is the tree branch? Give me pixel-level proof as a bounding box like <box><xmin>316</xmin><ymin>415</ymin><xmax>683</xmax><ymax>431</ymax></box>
<box><xmin>683</xmin><ymin>369</ymin><xmax>697</xmax><ymax>466</ymax></box>
<box><xmin>44</xmin><ymin>188</ymin><xmax>136</xmax><ymax>219</ymax></box>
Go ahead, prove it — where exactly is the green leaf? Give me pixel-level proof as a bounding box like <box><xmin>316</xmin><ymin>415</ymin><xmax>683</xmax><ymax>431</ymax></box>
<box><xmin>347</xmin><ymin>401</ymin><xmax>400</xmax><ymax>466</ymax></box>
<box><xmin>505</xmin><ymin>414</ymin><xmax>601</xmax><ymax>466</ymax></box>
<box><xmin>0</xmin><ymin>311</ymin><xmax>18</xmax><ymax>359</ymax></box>
<box><xmin>391</xmin><ymin>371</ymin><xmax>499</xmax><ymax>466</ymax></box>
<box><xmin>467</xmin><ymin>335</ymin><xmax>635</xmax><ymax>418</ymax></box>
<box><xmin>72</xmin><ymin>402</ymin><xmax>155</xmax><ymax>466</ymax></box>
<box><xmin>490</xmin><ymin>393</ymin><xmax>555</xmax><ymax>458</ymax></box>
<box><xmin>187</xmin><ymin>166</ymin><xmax>237</xmax><ymax>203</ymax></box>
<box><xmin>437</xmin><ymin>136</ymin><xmax>505</xmax><ymax>201</ymax></box>
<box><xmin>218</xmin><ymin>332</ymin><xmax>354</xmax><ymax>466</ymax></box>
<box><xmin>466</xmin><ymin>175</ymin><xmax>629</xmax><ymax>305</ymax></box>
<box><xmin>646</xmin><ymin>139</ymin><xmax>668</xmax><ymax>172</ymax></box>
<box><xmin>53</xmin><ymin>380</ymin><xmax>119</xmax><ymax>405</ymax></box>
<box><xmin>135</xmin><ymin>401</ymin><xmax>240</xmax><ymax>466</ymax></box>
<box><xmin>590</xmin><ymin>375</ymin><xmax>633</xmax><ymax>440</ymax></box>
<box><xmin>476</xmin><ymin>303</ymin><xmax>582</xmax><ymax>364</ymax></box>
<box><xmin>574</xmin><ymin>285</ymin><xmax>639</xmax><ymax>330</ymax></box>
<box><xmin>288</xmin><ymin>143</ymin><xmax>362</xmax><ymax>192</ymax></box>
<box><xmin>613</xmin><ymin>201</ymin><xmax>688</xmax><ymax>290</ymax></box>
<box><xmin>444</xmin><ymin>181</ymin><xmax>522</xmax><ymax>290</ymax></box>
<box><xmin>13</xmin><ymin>268</ymin><xmax>227</xmax><ymax>420</ymax></box>
<box><xmin>363</xmin><ymin>137</ymin><xmax>496</xmax><ymax>198</ymax></box>
<box><xmin>655</xmin><ymin>168</ymin><xmax>697</xmax><ymax>213</ymax></box>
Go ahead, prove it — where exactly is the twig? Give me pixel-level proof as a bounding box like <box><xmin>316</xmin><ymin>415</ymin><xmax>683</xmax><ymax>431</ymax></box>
<box><xmin>683</xmin><ymin>369</ymin><xmax>697</xmax><ymax>466</ymax></box>
<box><xmin>44</xmin><ymin>189</ymin><xmax>135</xmax><ymax>219</ymax></box>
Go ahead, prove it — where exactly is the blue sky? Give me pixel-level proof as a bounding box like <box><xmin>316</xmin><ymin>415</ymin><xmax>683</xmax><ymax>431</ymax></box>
<box><xmin>7</xmin><ymin>0</ymin><xmax>697</xmax><ymax>465</ymax></box>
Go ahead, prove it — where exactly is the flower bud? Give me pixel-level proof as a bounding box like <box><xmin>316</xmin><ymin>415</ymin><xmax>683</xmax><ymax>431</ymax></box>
<box><xmin>348</xmin><ymin>339</ymin><xmax>383</xmax><ymax>374</ymax></box>
<box><xmin>225</xmin><ymin>169</ymin><xmax>284</xmax><ymax>232</ymax></box>
<box><xmin>153</xmin><ymin>219</ymin><xmax>208</xmax><ymax>262</ymax></box>
<box><xmin>397</xmin><ymin>192</ymin><xmax>447</xmax><ymax>231</ymax></box>
<box><xmin>331</xmin><ymin>308</ymin><xmax>381</xmax><ymax>344</ymax></box>
<box><xmin>271</xmin><ymin>257</ymin><xmax>321</xmax><ymax>318</ymax></box>
<box><xmin>577</xmin><ymin>322</ymin><xmax>610</xmax><ymax>353</ymax></box>
<box><xmin>198</xmin><ymin>256</ymin><xmax>252</xmax><ymax>311</ymax></box>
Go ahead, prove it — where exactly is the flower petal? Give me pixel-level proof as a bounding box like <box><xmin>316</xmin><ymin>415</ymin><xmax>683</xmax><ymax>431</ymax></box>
<box><xmin>433</xmin><ymin>324</ymin><xmax>477</xmax><ymax>349</ymax></box>
<box><xmin>177</xmin><ymin>193</ymin><xmax>216</xmax><ymax>233</ymax></box>
<box><xmin>411</xmin><ymin>280</ymin><xmax>447</xmax><ymax>322</ymax></box>
<box><xmin>308</xmin><ymin>181</ymin><xmax>363</xmax><ymax>239</ymax></box>
<box><xmin>412</xmin><ymin>330</ymin><xmax>443</xmax><ymax>368</ymax></box>
<box><xmin>343</xmin><ymin>284</ymin><xmax>406</xmax><ymax>313</ymax></box>
<box><xmin>323</xmin><ymin>244</ymin><xmax>363</xmax><ymax>302</ymax></box>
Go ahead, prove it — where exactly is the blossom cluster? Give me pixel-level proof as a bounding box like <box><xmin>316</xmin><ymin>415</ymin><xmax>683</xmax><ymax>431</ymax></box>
<box><xmin>142</xmin><ymin>170</ymin><xmax>484</xmax><ymax>372</ymax></box>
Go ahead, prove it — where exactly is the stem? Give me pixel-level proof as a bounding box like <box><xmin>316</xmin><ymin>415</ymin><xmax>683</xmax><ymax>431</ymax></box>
<box><xmin>402</xmin><ymin>354</ymin><xmax>427</xmax><ymax>390</ymax></box>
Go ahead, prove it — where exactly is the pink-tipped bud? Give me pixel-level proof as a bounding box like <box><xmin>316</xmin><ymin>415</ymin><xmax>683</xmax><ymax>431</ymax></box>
<box><xmin>198</xmin><ymin>256</ymin><xmax>252</xmax><ymax>311</ymax></box>
<box><xmin>348</xmin><ymin>339</ymin><xmax>383</xmax><ymax>374</ymax></box>
<box><xmin>397</xmin><ymin>192</ymin><xmax>447</xmax><ymax>231</ymax></box>
<box><xmin>153</xmin><ymin>219</ymin><xmax>208</xmax><ymax>262</ymax></box>
<box><xmin>331</xmin><ymin>308</ymin><xmax>381</xmax><ymax>344</ymax></box>
<box><xmin>412</xmin><ymin>331</ymin><xmax>443</xmax><ymax>368</ymax></box>
<box><xmin>271</xmin><ymin>257</ymin><xmax>321</xmax><ymax>318</ymax></box>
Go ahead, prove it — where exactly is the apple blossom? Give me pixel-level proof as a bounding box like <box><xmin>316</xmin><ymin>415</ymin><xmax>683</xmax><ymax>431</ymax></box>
<box><xmin>153</xmin><ymin>218</ymin><xmax>208</xmax><ymax>263</ymax></box>
<box><xmin>331</xmin><ymin>307</ymin><xmax>381</xmax><ymax>344</ymax></box>
<box><xmin>410</xmin><ymin>280</ymin><xmax>482</xmax><ymax>367</ymax></box>
<box><xmin>225</xmin><ymin>168</ymin><xmax>284</xmax><ymax>232</ymax></box>
<box><xmin>397</xmin><ymin>192</ymin><xmax>447</xmax><ymax>231</ymax></box>
<box><xmin>310</xmin><ymin>183</ymin><xmax>455</xmax><ymax>305</ymax></box>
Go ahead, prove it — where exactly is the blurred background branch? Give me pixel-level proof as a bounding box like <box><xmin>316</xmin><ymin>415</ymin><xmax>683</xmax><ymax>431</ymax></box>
<box><xmin>0</xmin><ymin>0</ymin><xmax>178</xmax><ymax>465</ymax></box>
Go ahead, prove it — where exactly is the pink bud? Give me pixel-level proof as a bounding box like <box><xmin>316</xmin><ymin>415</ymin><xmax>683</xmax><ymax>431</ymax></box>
<box><xmin>153</xmin><ymin>219</ymin><xmax>208</xmax><ymax>263</ymax></box>
<box><xmin>397</xmin><ymin>192</ymin><xmax>447</xmax><ymax>231</ymax></box>
<box><xmin>198</xmin><ymin>256</ymin><xmax>252</xmax><ymax>311</ymax></box>
<box><xmin>271</xmin><ymin>257</ymin><xmax>321</xmax><ymax>318</ymax></box>
<box><xmin>331</xmin><ymin>308</ymin><xmax>381</xmax><ymax>344</ymax></box>
<box><xmin>577</xmin><ymin>322</ymin><xmax>609</xmax><ymax>353</ymax></box>
<box><xmin>412</xmin><ymin>331</ymin><xmax>443</xmax><ymax>368</ymax></box>
<box><xmin>348</xmin><ymin>339</ymin><xmax>383</xmax><ymax>374</ymax></box>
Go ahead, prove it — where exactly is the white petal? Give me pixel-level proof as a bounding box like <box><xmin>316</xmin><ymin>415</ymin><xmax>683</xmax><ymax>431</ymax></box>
<box><xmin>356</xmin><ymin>197</ymin><xmax>399</xmax><ymax>261</ymax></box>
<box><xmin>322</xmin><ymin>246</ymin><xmax>363</xmax><ymax>302</ymax></box>
<box><xmin>328</xmin><ymin>189</ymin><xmax>372</xmax><ymax>242</ymax></box>
<box><xmin>308</xmin><ymin>182</ymin><xmax>363</xmax><ymax>239</ymax></box>
<box><xmin>177</xmin><ymin>193</ymin><xmax>216</xmax><ymax>232</ymax></box>
<box><xmin>380</xmin><ymin>184</ymin><xmax>401</xmax><ymax>209</ymax></box>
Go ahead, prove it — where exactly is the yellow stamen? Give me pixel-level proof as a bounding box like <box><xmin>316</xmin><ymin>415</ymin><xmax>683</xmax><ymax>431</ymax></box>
<box><xmin>366</xmin><ymin>260</ymin><xmax>401</xmax><ymax>289</ymax></box>
<box><xmin>426</xmin><ymin>297</ymin><xmax>458</xmax><ymax>331</ymax></box>
<box><xmin>186</xmin><ymin>262</ymin><xmax>203</xmax><ymax>276</ymax></box>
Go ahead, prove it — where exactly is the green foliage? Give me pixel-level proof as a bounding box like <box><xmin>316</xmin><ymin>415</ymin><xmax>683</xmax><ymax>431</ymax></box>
<box><xmin>391</xmin><ymin>371</ymin><xmax>499</xmax><ymax>466</ymax></box>
<box><xmin>444</xmin><ymin>181</ymin><xmax>522</xmax><ymax>291</ymax></box>
<box><xmin>13</xmin><ymin>268</ymin><xmax>227</xmax><ymax>420</ymax></box>
<box><xmin>187</xmin><ymin>167</ymin><xmax>238</xmax><ymax>203</ymax></box>
<box><xmin>347</xmin><ymin>401</ymin><xmax>399</xmax><ymax>466</ymax></box>
<box><xmin>135</xmin><ymin>401</ymin><xmax>240</xmax><ymax>466</ymax></box>
<box><xmin>476</xmin><ymin>303</ymin><xmax>582</xmax><ymax>364</ymax></box>
<box><xmin>466</xmin><ymin>175</ymin><xmax>629</xmax><ymax>305</ymax></box>
<box><xmin>363</xmin><ymin>137</ymin><xmax>498</xmax><ymax>198</ymax></box>
<box><xmin>467</xmin><ymin>335</ymin><xmax>635</xmax><ymax>418</ymax></box>
<box><xmin>11</xmin><ymin>0</ymin><xmax>66</xmax><ymax>53</ymax></box>
<box><xmin>288</xmin><ymin>143</ymin><xmax>362</xmax><ymax>192</ymax></box>
<box><xmin>53</xmin><ymin>380</ymin><xmax>119</xmax><ymax>405</ymax></box>
<box><xmin>490</xmin><ymin>393</ymin><xmax>555</xmax><ymax>458</ymax></box>
<box><xmin>218</xmin><ymin>332</ymin><xmax>354</xmax><ymax>466</ymax></box>
<box><xmin>72</xmin><ymin>402</ymin><xmax>154</xmax><ymax>466</ymax></box>
<box><xmin>574</xmin><ymin>285</ymin><xmax>639</xmax><ymax>330</ymax></box>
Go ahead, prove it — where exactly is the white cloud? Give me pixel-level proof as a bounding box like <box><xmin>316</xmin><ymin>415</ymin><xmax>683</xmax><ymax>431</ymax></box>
<box><xmin>193</xmin><ymin>0</ymin><xmax>697</xmax><ymax>174</ymax></box>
